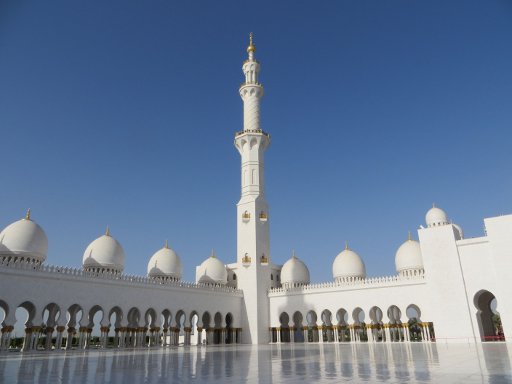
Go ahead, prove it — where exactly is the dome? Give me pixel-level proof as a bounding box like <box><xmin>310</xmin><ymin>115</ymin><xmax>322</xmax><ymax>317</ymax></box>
<box><xmin>83</xmin><ymin>228</ymin><xmax>125</xmax><ymax>273</ymax></box>
<box><xmin>147</xmin><ymin>241</ymin><xmax>182</xmax><ymax>280</ymax></box>
<box><xmin>280</xmin><ymin>252</ymin><xmax>310</xmax><ymax>287</ymax></box>
<box><xmin>332</xmin><ymin>244</ymin><xmax>366</xmax><ymax>281</ymax></box>
<box><xmin>197</xmin><ymin>251</ymin><xmax>227</xmax><ymax>285</ymax></box>
<box><xmin>395</xmin><ymin>234</ymin><xmax>423</xmax><ymax>273</ymax></box>
<box><xmin>426</xmin><ymin>205</ymin><xmax>448</xmax><ymax>227</ymax></box>
<box><xmin>0</xmin><ymin>210</ymin><xmax>48</xmax><ymax>264</ymax></box>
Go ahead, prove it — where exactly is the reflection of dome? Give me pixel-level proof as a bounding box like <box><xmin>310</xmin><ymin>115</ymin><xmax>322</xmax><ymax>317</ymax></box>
<box><xmin>426</xmin><ymin>204</ymin><xmax>448</xmax><ymax>227</ymax></box>
<box><xmin>82</xmin><ymin>228</ymin><xmax>125</xmax><ymax>274</ymax></box>
<box><xmin>147</xmin><ymin>241</ymin><xmax>182</xmax><ymax>280</ymax></box>
<box><xmin>395</xmin><ymin>233</ymin><xmax>424</xmax><ymax>275</ymax></box>
<box><xmin>281</xmin><ymin>252</ymin><xmax>310</xmax><ymax>288</ymax></box>
<box><xmin>333</xmin><ymin>243</ymin><xmax>366</xmax><ymax>282</ymax></box>
<box><xmin>0</xmin><ymin>210</ymin><xmax>48</xmax><ymax>264</ymax></box>
<box><xmin>197</xmin><ymin>251</ymin><xmax>227</xmax><ymax>285</ymax></box>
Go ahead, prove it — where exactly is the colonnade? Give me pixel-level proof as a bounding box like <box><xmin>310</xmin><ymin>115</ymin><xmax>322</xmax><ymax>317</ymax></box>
<box><xmin>269</xmin><ymin>322</ymin><xmax>434</xmax><ymax>343</ymax></box>
<box><xmin>0</xmin><ymin>325</ymin><xmax>243</xmax><ymax>352</ymax></box>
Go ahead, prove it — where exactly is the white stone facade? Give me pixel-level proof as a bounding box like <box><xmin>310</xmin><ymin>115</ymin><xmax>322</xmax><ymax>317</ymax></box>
<box><xmin>0</xmin><ymin>36</ymin><xmax>510</xmax><ymax>352</ymax></box>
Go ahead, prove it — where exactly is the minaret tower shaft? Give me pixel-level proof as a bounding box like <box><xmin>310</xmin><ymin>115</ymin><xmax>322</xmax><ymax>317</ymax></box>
<box><xmin>234</xmin><ymin>33</ymin><xmax>272</xmax><ymax>344</ymax></box>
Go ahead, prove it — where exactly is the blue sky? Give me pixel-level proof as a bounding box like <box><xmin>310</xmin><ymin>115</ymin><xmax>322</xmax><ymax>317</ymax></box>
<box><xmin>0</xmin><ymin>1</ymin><xmax>511</xmax><ymax>283</ymax></box>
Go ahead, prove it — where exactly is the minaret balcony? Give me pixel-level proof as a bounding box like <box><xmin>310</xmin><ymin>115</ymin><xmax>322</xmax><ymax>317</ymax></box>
<box><xmin>242</xmin><ymin>255</ymin><xmax>251</xmax><ymax>265</ymax></box>
<box><xmin>235</xmin><ymin>129</ymin><xmax>270</xmax><ymax>138</ymax></box>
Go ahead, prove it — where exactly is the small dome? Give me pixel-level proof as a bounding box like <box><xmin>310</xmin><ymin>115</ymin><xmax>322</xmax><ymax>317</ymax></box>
<box><xmin>395</xmin><ymin>234</ymin><xmax>423</xmax><ymax>273</ymax></box>
<box><xmin>197</xmin><ymin>251</ymin><xmax>227</xmax><ymax>285</ymax></box>
<box><xmin>426</xmin><ymin>205</ymin><xmax>448</xmax><ymax>227</ymax></box>
<box><xmin>83</xmin><ymin>228</ymin><xmax>125</xmax><ymax>273</ymax></box>
<box><xmin>281</xmin><ymin>252</ymin><xmax>310</xmax><ymax>287</ymax></box>
<box><xmin>333</xmin><ymin>244</ymin><xmax>366</xmax><ymax>281</ymax></box>
<box><xmin>147</xmin><ymin>241</ymin><xmax>182</xmax><ymax>280</ymax></box>
<box><xmin>0</xmin><ymin>210</ymin><xmax>48</xmax><ymax>264</ymax></box>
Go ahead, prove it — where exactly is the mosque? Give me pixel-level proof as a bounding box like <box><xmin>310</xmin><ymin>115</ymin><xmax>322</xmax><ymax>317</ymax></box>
<box><xmin>0</xmin><ymin>35</ymin><xmax>511</xmax><ymax>351</ymax></box>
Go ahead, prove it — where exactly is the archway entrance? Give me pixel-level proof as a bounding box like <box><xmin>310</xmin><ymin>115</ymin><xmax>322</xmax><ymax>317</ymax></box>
<box><xmin>474</xmin><ymin>290</ymin><xmax>505</xmax><ymax>342</ymax></box>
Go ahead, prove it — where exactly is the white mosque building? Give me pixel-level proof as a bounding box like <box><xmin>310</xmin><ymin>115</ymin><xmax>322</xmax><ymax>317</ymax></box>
<box><xmin>0</xmin><ymin>35</ymin><xmax>511</xmax><ymax>351</ymax></box>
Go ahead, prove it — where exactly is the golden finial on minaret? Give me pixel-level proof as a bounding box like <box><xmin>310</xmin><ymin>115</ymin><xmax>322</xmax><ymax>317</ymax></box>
<box><xmin>105</xmin><ymin>226</ymin><xmax>110</xmax><ymax>236</ymax></box>
<box><xmin>164</xmin><ymin>239</ymin><xmax>169</xmax><ymax>249</ymax></box>
<box><xmin>25</xmin><ymin>208</ymin><xmax>31</xmax><ymax>220</ymax></box>
<box><xmin>247</xmin><ymin>32</ymin><xmax>256</xmax><ymax>53</ymax></box>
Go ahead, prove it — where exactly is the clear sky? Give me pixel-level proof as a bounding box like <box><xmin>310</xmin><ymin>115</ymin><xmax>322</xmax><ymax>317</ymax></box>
<box><xmin>1</xmin><ymin>0</ymin><xmax>511</xmax><ymax>283</ymax></box>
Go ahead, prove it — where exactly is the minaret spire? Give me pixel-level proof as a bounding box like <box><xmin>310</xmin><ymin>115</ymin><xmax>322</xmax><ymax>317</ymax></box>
<box><xmin>247</xmin><ymin>32</ymin><xmax>256</xmax><ymax>60</ymax></box>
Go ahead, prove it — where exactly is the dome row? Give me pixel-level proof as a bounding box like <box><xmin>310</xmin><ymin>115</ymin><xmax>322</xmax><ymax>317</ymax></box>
<box><xmin>0</xmin><ymin>205</ymin><xmax>453</xmax><ymax>285</ymax></box>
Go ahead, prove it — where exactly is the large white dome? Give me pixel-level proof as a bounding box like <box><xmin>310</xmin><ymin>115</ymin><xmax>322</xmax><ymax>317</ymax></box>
<box><xmin>0</xmin><ymin>210</ymin><xmax>48</xmax><ymax>264</ymax></box>
<box><xmin>395</xmin><ymin>235</ymin><xmax>423</xmax><ymax>273</ymax></box>
<box><xmin>147</xmin><ymin>241</ymin><xmax>182</xmax><ymax>280</ymax></box>
<box><xmin>426</xmin><ymin>205</ymin><xmax>448</xmax><ymax>227</ymax></box>
<box><xmin>281</xmin><ymin>252</ymin><xmax>310</xmax><ymax>287</ymax></box>
<box><xmin>0</xmin><ymin>209</ymin><xmax>48</xmax><ymax>263</ymax></box>
<box><xmin>83</xmin><ymin>228</ymin><xmax>125</xmax><ymax>273</ymax></box>
<box><xmin>197</xmin><ymin>251</ymin><xmax>227</xmax><ymax>285</ymax></box>
<box><xmin>332</xmin><ymin>245</ymin><xmax>366</xmax><ymax>281</ymax></box>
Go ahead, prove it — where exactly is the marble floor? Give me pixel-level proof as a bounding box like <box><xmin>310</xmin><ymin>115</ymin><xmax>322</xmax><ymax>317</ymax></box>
<box><xmin>0</xmin><ymin>342</ymin><xmax>511</xmax><ymax>383</ymax></box>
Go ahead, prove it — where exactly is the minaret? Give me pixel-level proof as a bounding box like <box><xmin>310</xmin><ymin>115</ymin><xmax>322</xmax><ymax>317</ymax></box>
<box><xmin>234</xmin><ymin>33</ymin><xmax>272</xmax><ymax>344</ymax></box>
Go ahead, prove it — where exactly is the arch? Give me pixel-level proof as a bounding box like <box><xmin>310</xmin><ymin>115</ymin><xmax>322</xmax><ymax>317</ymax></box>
<box><xmin>387</xmin><ymin>305</ymin><xmax>403</xmax><ymax>342</ymax></box>
<box><xmin>42</xmin><ymin>302</ymin><xmax>61</xmax><ymax>327</ymax></box>
<box><xmin>213</xmin><ymin>312</ymin><xmax>223</xmax><ymax>344</ymax></box>
<box><xmin>145</xmin><ymin>308</ymin><xmax>157</xmax><ymax>328</ymax></box>
<box><xmin>406</xmin><ymin>304</ymin><xmax>423</xmax><ymax>342</ymax></box>
<box><xmin>352</xmin><ymin>307</ymin><xmax>368</xmax><ymax>342</ymax></box>
<box><xmin>18</xmin><ymin>301</ymin><xmax>37</xmax><ymax>327</ymax></box>
<box><xmin>0</xmin><ymin>300</ymin><xmax>9</xmax><ymax>326</ymax></box>
<box><xmin>387</xmin><ymin>305</ymin><xmax>402</xmax><ymax>323</ymax></box>
<box><xmin>189</xmin><ymin>311</ymin><xmax>200</xmax><ymax>345</ymax></box>
<box><xmin>201</xmin><ymin>311</ymin><xmax>211</xmax><ymax>329</ymax></box>
<box><xmin>321</xmin><ymin>310</ymin><xmax>334</xmax><ymax>342</ymax></box>
<box><xmin>306</xmin><ymin>310</ymin><xmax>318</xmax><ymax>342</ymax></box>
<box><xmin>127</xmin><ymin>307</ymin><xmax>141</xmax><ymax>328</ymax></box>
<box><xmin>321</xmin><ymin>310</ymin><xmax>332</xmax><ymax>326</ymax></box>
<box><xmin>277</xmin><ymin>312</ymin><xmax>290</xmax><ymax>343</ymax></box>
<box><xmin>161</xmin><ymin>309</ymin><xmax>171</xmax><ymax>329</ymax></box>
<box><xmin>306</xmin><ymin>310</ymin><xmax>317</xmax><ymax>326</ymax></box>
<box><xmin>213</xmin><ymin>312</ymin><xmax>222</xmax><ymax>328</ymax></box>
<box><xmin>108</xmin><ymin>306</ymin><xmax>123</xmax><ymax>329</ymax></box>
<box><xmin>369</xmin><ymin>306</ymin><xmax>384</xmax><ymax>342</ymax></box>
<box><xmin>336</xmin><ymin>308</ymin><xmax>350</xmax><ymax>342</ymax></box>
<box><xmin>292</xmin><ymin>311</ymin><xmax>304</xmax><ymax>342</ymax></box>
<box><xmin>87</xmin><ymin>305</ymin><xmax>103</xmax><ymax>328</ymax></box>
<box><xmin>175</xmin><ymin>310</ymin><xmax>186</xmax><ymax>329</ymax></box>
<box><xmin>279</xmin><ymin>312</ymin><xmax>290</xmax><ymax>327</ymax></box>
<box><xmin>474</xmin><ymin>290</ymin><xmax>505</xmax><ymax>342</ymax></box>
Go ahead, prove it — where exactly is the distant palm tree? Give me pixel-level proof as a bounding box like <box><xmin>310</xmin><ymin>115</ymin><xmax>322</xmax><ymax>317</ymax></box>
<box><xmin>408</xmin><ymin>318</ymin><xmax>422</xmax><ymax>341</ymax></box>
<box><xmin>492</xmin><ymin>314</ymin><xmax>505</xmax><ymax>341</ymax></box>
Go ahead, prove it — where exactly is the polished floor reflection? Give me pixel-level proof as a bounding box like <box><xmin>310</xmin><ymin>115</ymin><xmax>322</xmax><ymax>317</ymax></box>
<box><xmin>0</xmin><ymin>343</ymin><xmax>511</xmax><ymax>383</ymax></box>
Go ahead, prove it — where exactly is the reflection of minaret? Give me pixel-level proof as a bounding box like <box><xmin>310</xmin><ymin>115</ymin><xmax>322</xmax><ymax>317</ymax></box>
<box><xmin>235</xmin><ymin>33</ymin><xmax>272</xmax><ymax>344</ymax></box>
